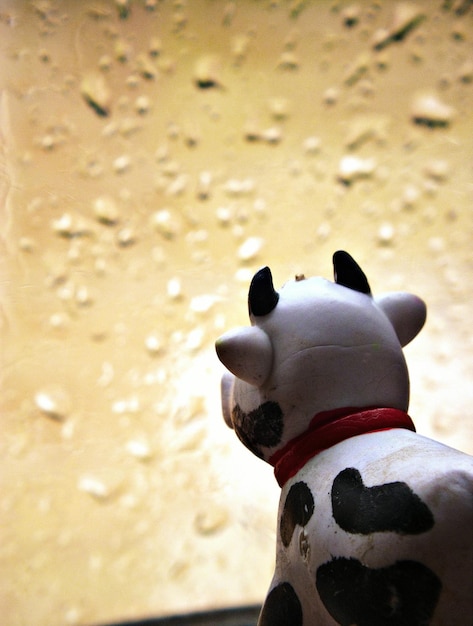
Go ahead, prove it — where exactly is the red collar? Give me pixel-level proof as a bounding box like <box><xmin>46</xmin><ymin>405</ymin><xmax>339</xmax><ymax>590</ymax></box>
<box><xmin>269</xmin><ymin>407</ymin><xmax>416</xmax><ymax>488</ymax></box>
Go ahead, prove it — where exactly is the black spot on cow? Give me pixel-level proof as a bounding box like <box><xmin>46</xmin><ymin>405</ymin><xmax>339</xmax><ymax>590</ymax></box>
<box><xmin>331</xmin><ymin>468</ymin><xmax>434</xmax><ymax>535</ymax></box>
<box><xmin>258</xmin><ymin>582</ymin><xmax>303</xmax><ymax>626</ymax></box>
<box><xmin>280</xmin><ymin>481</ymin><xmax>315</xmax><ymax>547</ymax></box>
<box><xmin>232</xmin><ymin>402</ymin><xmax>284</xmax><ymax>458</ymax></box>
<box><xmin>316</xmin><ymin>557</ymin><xmax>442</xmax><ymax>626</ymax></box>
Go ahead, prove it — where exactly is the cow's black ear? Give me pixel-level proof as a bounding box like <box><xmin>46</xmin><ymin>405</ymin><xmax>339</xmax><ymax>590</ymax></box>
<box><xmin>249</xmin><ymin>266</ymin><xmax>279</xmax><ymax>316</ymax></box>
<box><xmin>333</xmin><ymin>251</ymin><xmax>371</xmax><ymax>295</ymax></box>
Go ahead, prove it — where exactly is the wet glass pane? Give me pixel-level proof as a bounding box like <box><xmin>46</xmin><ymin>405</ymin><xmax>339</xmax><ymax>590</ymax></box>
<box><xmin>1</xmin><ymin>1</ymin><xmax>472</xmax><ymax>625</ymax></box>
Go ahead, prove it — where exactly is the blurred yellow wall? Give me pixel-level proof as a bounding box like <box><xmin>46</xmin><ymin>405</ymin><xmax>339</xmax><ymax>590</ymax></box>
<box><xmin>1</xmin><ymin>1</ymin><xmax>472</xmax><ymax>625</ymax></box>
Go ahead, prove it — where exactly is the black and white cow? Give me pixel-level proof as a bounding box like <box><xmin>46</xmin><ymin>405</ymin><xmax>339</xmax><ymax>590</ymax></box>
<box><xmin>216</xmin><ymin>251</ymin><xmax>473</xmax><ymax>626</ymax></box>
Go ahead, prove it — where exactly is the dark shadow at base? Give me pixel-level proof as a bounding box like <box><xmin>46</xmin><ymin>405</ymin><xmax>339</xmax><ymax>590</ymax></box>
<box><xmin>93</xmin><ymin>605</ymin><xmax>262</xmax><ymax>626</ymax></box>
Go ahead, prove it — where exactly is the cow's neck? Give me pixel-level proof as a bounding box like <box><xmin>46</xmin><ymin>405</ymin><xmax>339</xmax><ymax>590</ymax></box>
<box><xmin>269</xmin><ymin>407</ymin><xmax>416</xmax><ymax>488</ymax></box>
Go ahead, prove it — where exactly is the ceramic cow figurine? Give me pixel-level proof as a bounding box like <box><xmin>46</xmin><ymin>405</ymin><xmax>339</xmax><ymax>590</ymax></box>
<box><xmin>216</xmin><ymin>251</ymin><xmax>473</xmax><ymax>626</ymax></box>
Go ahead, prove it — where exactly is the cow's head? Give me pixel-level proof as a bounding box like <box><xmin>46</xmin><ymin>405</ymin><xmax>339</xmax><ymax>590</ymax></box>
<box><xmin>215</xmin><ymin>251</ymin><xmax>426</xmax><ymax>462</ymax></box>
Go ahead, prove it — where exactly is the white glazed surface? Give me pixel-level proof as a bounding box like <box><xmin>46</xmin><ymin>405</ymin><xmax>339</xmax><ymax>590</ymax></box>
<box><xmin>274</xmin><ymin>430</ymin><xmax>473</xmax><ymax>625</ymax></box>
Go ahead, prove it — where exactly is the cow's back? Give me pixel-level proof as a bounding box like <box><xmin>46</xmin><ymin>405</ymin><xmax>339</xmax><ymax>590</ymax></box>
<box><xmin>261</xmin><ymin>429</ymin><xmax>473</xmax><ymax>626</ymax></box>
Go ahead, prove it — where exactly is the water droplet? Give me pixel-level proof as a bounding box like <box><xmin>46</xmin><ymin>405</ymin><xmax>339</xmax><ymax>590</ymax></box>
<box><xmin>126</xmin><ymin>439</ymin><xmax>152</xmax><ymax>460</ymax></box>
<box><xmin>151</xmin><ymin>209</ymin><xmax>181</xmax><ymax>239</ymax></box>
<box><xmin>423</xmin><ymin>159</ymin><xmax>449</xmax><ymax>182</ymax></box>
<box><xmin>341</xmin><ymin>4</ymin><xmax>361</xmax><ymax>27</ymax></box>
<box><xmin>77</xmin><ymin>475</ymin><xmax>110</xmax><ymax>500</ymax></box>
<box><xmin>373</xmin><ymin>3</ymin><xmax>426</xmax><ymax>50</ymax></box>
<box><xmin>316</xmin><ymin>222</ymin><xmax>331</xmax><ymax>241</ymax></box>
<box><xmin>135</xmin><ymin>95</ymin><xmax>151</xmax><ymax>115</ymax></box>
<box><xmin>167</xmin><ymin>277</ymin><xmax>182</xmax><ymax>300</ymax></box>
<box><xmin>194</xmin><ymin>504</ymin><xmax>229</xmax><ymax>535</ymax></box>
<box><xmin>223</xmin><ymin>2</ymin><xmax>237</xmax><ymax>27</ymax></box>
<box><xmin>337</xmin><ymin>155</ymin><xmax>376</xmax><ymax>185</ymax></box>
<box><xmin>262</xmin><ymin>126</ymin><xmax>283</xmax><ymax>144</ymax></box>
<box><xmin>52</xmin><ymin>213</ymin><xmax>93</xmax><ymax>238</ymax></box>
<box><xmin>401</xmin><ymin>184</ymin><xmax>420</xmax><ymax>209</ymax></box>
<box><xmin>196</xmin><ymin>170</ymin><xmax>213</xmax><ymax>200</ymax></box>
<box><xmin>343</xmin><ymin>52</ymin><xmax>370</xmax><ymax>86</ymax></box>
<box><xmin>166</xmin><ymin>174</ymin><xmax>188</xmax><ymax>196</ymax></box>
<box><xmin>61</xmin><ymin>419</ymin><xmax>75</xmax><ymax>440</ymax></box>
<box><xmin>135</xmin><ymin>53</ymin><xmax>158</xmax><ymax>80</ymax></box>
<box><xmin>428</xmin><ymin>237</ymin><xmax>445</xmax><ymax>253</ymax></box>
<box><xmin>243</xmin><ymin>118</ymin><xmax>262</xmax><ymax>142</ymax></box>
<box><xmin>185</xmin><ymin>327</ymin><xmax>204</xmax><ymax>351</ymax></box>
<box><xmin>64</xmin><ymin>607</ymin><xmax>81</xmax><ymax>626</ymax></box>
<box><xmin>93</xmin><ymin>196</ymin><xmax>120</xmax><ymax>225</ymax></box>
<box><xmin>458</xmin><ymin>59</ymin><xmax>473</xmax><ymax>84</ymax></box>
<box><xmin>183</xmin><ymin>122</ymin><xmax>201</xmax><ymax>148</ymax></box>
<box><xmin>148</xmin><ymin>36</ymin><xmax>162</xmax><ymax>57</ymax></box>
<box><xmin>115</xmin><ymin>0</ymin><xmax>131</xmax><ymax>20</ymax></box>
<box><xmin>303</xmin><ymin>136</ymin><xmax>321</xmax><ymax>154</ymax></box>
<box><xmin>194</xmin><ymin>54</ymin><xmax>222</xmax><ymax>89</ymax></box>
<box><xmin>75</xmin><ymin>285</ymin><xmax>93</xmax><ymax>306</ymax></box>
<box><xmin>19</xmin><ymin>237</ymin><xmax>35</xmax><ymax>252</ymax></box>
<box><xmin>235</xmin><ymin>267</ymin><xmax>253</xmax><ymax>282</ymax></box>
<box><xmin>80</xmin><ymin>73</ymin><xmax>111</xmax><ymax>117</ymax></box>
<box><xmin>215</xmin><ymin>206</ymin><xmax>233</xmax><ymax>225</ymax></box>
<box><xmin>411</xmin><ymin>92</ymin><xmax>456</xmax><ymax>127</ymax></box>
<box><xmin>378</xmin><ymin>222</ymin><xmax>395</xmax><ymax>245</ymax></box>
<box><xmin>322</xmin><ymin>86</ymin><xmax>339</xmax><ymax>106</ymax></box>
<box><xmin>268</xmin><ymin>97</ymin><xmax>290</xmax><ymax>120</ymax></box>
<box><xmin>145</xmin><ymin>333</ymin><xmax>163</xmax><ymax>355</ymax></box>
<box><xmin>238</xmin><ymin>236</ymin><xmax>263</xmax><ymax>261</ymax></box>
<box><xmin>97</xmin><ymin>362</ymin><xmax>114</xmax><ymax>387</ymax></box>
<box><xmin>344</xmin><ymin>114</ymin><xmax>389</xmax><ymax>150</ymax></box>
<box><xmin>113</xmin><ymin>154</ymin><xmax>131</xmax><ymax>174</ymax></box>
<box><xmin>166</xmin><ymin>122</ymin><xmax>180</xmax><ymax>140</ymax></box>
<box><xmin>231</xmin><ymin>33</ymin><xmax>251</xmax><ymax>65</ymax></box>
<box><xmin>35</xmin><ymin>386</ymin><xmax>71</xmax><ymax>421</ymax></box>
<box><xmin>98</xmin><ymin>55</ymin><xmax>112</xmax><ymax>72</ymax></box>
<box><xmin>40</xmin><ymin>134</ymin><xmax>55</xmax><ymax>150</ymax></box>
<box><xmin>224</xmin><ymin>178</ymin><xmax>255</xmax><ymax>197</ymax></box>
<box><xmin>277</xmin><ymin>51</ymin><xmax>300</xmax><ymax>71</ymax></box>
<box><xmin>190</xmin><ymin>294</ymin><xmax>220</xmax><ymax>314</ymax></box>
<box><xmin>49</xmin><ymin>312</ymin><xmax>70</xmax><ymax>331</ymax></box>
<box><xmin>116</xmin><ymin>227</ymin><xmax>136</xmax><ymax>247</ymax></box>
<box><xmin>112</xmin><ymin>396</ymin><xmax>140</xmax><ymax>414</ymax></box>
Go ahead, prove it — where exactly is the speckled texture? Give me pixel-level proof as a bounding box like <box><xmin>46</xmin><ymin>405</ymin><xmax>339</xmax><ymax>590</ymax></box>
<box><xmin>1</xmin><ymin>1</ymin><xmax>472</xmax><ymax>625</ymax></box>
